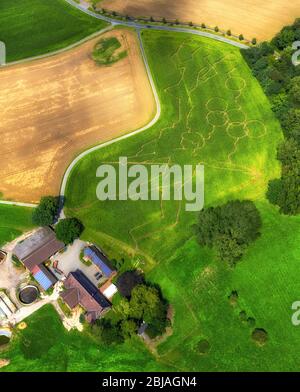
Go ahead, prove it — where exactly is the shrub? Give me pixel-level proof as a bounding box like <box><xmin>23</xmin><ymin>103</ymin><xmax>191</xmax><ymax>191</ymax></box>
<box><xmin>214</xmin><ymin>26</ymin><xmax>219</xmax><ymax>32</ymax></box>
<box><xmin>228</xmin><ymin>290</ymin><xmax>239</xmax><ymax>306</ymax></box>
<box><xmin>251</xmin><ymin>328</ymin><xmax>268</xmax><ymax>346</ymax></box>
<box><xmin>252</xmin><ymin>38</ymin><xmax>257</xmax><ymax>45</ymax></box>
<box><xmin>239</xmin><ymin>34</ymin><xmax>244</xmax><ymax>41</ymax></box>
<box><xmin>195</xmin><ymin>339</ymin><xmax>210</xmax><ymax>354</ymax></box>
<box><xmin>227</xmin><ymin>30</ymin><xmax>231</xmax><ymax>36</ymax></box>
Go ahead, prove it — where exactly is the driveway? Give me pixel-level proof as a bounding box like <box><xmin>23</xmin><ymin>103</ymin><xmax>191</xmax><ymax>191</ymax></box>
<box><xmin>0</xmin><ymin>253</ymin><xmax>27</xmax><ymax>291</ymax></box>
<box><xmin>49</xmin><ymin>239</ymin><xmax>101</xmax><ymax>286</ymax></box>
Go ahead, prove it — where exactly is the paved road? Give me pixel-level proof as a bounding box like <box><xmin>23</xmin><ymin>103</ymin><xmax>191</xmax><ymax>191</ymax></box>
<box><xmin>1</xmin><ymin>0</ymin><xmax>249</xmax><ymax>207</ymax></box>
<box><xmin>60</xmin><ymin>29</ymin><xmax>161</xmax><ymax>197</ymax></box>
<box><xmin>0</xmin><ymin>200</ymin><xmax>37</xmax><ymax>208</ymax></box>
<box><xmin>65</xmin><ymin>0</ymin><xmax>249</xmax><ymax>49</ymax></box>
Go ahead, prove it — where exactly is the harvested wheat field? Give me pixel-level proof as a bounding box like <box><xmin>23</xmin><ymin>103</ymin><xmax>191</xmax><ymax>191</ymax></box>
<box><xmin>0</xmin><ymin>29</ymin><xmax>155</xmax><ymax>203</ymax></box>
<box><xmin>101</xmin><ymin>0</ymin><xmax>300</xmax><ymax>40</ymax></box>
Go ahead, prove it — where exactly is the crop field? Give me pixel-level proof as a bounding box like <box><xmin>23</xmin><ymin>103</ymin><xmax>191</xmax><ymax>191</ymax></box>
<box><xmin>0</xmin><ymin>204</ymin><xmax>35</xmax><ymax>247</ymax></box>
<box><xmin>0</xmin><ymin>0</ymin><xmax>107</xmax><ymax>62</ymax></box>
<box><xmin>2</xmin><ymin>30</ymin><xmax>295</xmax><ymax>371</ymax></box>
<box><xmin>100</xmin><ymin>0</ymin><xmax>300</xmax><ymax>41</ymax></box>
<box><xmin>0</xmin><ymin>29</ymin><xmax>155</xmax><ymax>203</ymax></box>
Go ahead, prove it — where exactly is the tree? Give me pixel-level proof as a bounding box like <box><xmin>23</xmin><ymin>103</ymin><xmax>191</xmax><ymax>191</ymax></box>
<box><xmin>197</xmin><ymin>200</ymin><xmax>262</xmax><ymax>264</ymax></box>
<box><xmin>189</xmin><ymin>21</ymin><xmax>193</xmax><ymax>27</ymax></box>
<box><xmin>162</xmin><ymin>17</ymin><xmax>167</xmax><ymax>24</ymax></box>
<box><xmin>117</xmin><ymin>284</ymin><xmax>168</xmax><ymax>338</ymax></box>
<box><xmin>32</xmin><ymin>196</ymin><xmax>59</xmax><ymax>226</ymax></box>
<box><xmin>252</xmin><ymin>38</ymin><xmax>257</xmax><ymax>45</ymax></box>
<box><xmin>55</xmin><ymin>218</ymin><xmax>83</xmax><ymax>244</ymax></box>
<box><xmin>201</xmin><ymin>23</ymin><xmax>206</xmax><ymax>29</ymax></box>
<box><xmin>116</xmin><ymin>270</ymin><xmax>144</xmax><ymax>298</ymax></box>
<box><xmin>239</xmin><ymin>34</ymin><xmax>244</xmax><ymax>41</ymax></box>
<box><xmin>214</xmin><ymin>26</ymin><xmax>219</xmax><ymax>32</ymax></box>
<box><xmin>227</xmin><ymin>30</ymin><xmax>231</xmax><ymax>36</ymax></box>
<box><xmin>95</xmin><ymin>319</ymin><xmax>124</xmax><ymax>345</ymax></box>
<box><xmin>288</xmin><ymin>76</ymin><xmax>300</xmax><ymax>106</ymax></box>
<box><xmin>121</xmin><ymin>319</ymin><xmax>138</xmax><ymax>339</ymax></box>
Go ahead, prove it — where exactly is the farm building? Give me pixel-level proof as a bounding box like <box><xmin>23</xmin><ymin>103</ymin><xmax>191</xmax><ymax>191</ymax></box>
<box><xmin>0</xmin><ymin>292</ymin><xmax>16</xmax><ymax>319</ymax></box>
<box><xmin>99</xmin><ymin>281</ymin><xmax>118</xmax><ymax>300</ymax></box>
<box><xmin>60</xmin><ymin>269</ymin><xmax>111</xmax><ymax>323</ymax></box>
<box><xmin>13</xmin><ymin>227</ymin><xmax>64</xmax><ymax>290</ymax></box>
<box><xmin>83</xmin><ymin>246</ymin><xmax>116</xmax><ymax>279</ymax></box>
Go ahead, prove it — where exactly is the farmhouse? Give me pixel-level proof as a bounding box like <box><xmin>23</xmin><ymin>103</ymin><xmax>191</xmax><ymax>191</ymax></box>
<box><xmin>13</xmin><ymin>227</ymin><xmax>64</xmax><ymax>290</ymax></box>
<box><xmin>60</xmin><ymin>269</ymin><xmax>111</xmax><ymax>323</ymax></box>
<box><xmin>83</xmin><ymin>246</ymin><xmax>116</xmax><ymax>279</ymax></box>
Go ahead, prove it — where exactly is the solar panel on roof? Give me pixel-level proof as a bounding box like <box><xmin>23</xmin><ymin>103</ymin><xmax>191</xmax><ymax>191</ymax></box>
<box><xmin>33</xmin><ymin>268</ymin><xmax>53</xmax><ymax>291</ymax></box>
<box><xmin>83</xmin><ymin>247</ymin><xmax>113</xmax><ymax>277</ymax></box>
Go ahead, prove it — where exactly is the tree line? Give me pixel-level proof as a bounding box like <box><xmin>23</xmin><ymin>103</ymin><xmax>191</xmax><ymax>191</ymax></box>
<box><xmin>242</xmin><ymin>18</ymin><xmax>300</xmax><ymax>215</ymax></box>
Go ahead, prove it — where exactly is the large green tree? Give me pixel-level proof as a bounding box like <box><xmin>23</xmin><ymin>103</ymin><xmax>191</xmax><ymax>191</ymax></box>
<box><xmin>197</xmin><ymin>200</ymin><xmax>262</xmax><ymax>265</ymax></box>
<box><xmin>32</xmin><ymin>196</ymin><xmax>59</xmax><ymax>226</ymax></box>
<box><xmin>55</xmin><ymin>218</ymin><xmax>83</xmax><ymax>244</ymax></box>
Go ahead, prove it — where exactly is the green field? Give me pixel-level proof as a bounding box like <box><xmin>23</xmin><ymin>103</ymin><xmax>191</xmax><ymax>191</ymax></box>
<box><xmin>3</xmin><ymin>30</ymin><xmax>300</xmax><ymax>371</ymax></box>
<box><xmin>0</xmin><ymin>204</ymin><xmax>35</xmax><ymax>247</ymax></box>
<box><xmin>0</xmin><ymin>0</ymin><xmax>108</xmax><ymax>62</ymax></box>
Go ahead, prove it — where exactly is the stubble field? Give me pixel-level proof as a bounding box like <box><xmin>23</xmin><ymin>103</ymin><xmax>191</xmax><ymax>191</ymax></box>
<box><xmin>0</xmin><ymin>29</ymin><xmax>155</xmax><ymax>203</ymax></box>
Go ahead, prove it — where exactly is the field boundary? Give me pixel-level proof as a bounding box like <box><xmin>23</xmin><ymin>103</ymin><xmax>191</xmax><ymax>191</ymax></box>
<box><xmin>2</xmin><ymin>25</ymin><xmax>113</xmax><ymax>68</ymax></box>
<box><xmin>0</xmin><ymin>1</ymin><xmax>249</xmax><ymax>207</ymax></box>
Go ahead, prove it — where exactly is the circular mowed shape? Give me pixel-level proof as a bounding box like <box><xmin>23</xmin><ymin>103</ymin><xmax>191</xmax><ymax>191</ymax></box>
<box><xmin>227</xmin><ymin>109</ymin><xmax>246</xmax><ymax>123</ymax></box>
<box><xmin>207</xmin><ymin>97</ymin><xmax>228</xmax><ymax>112</ymax></box>
<box><xmin>226</xmin><ymin>77</ymin><xmax>246</xmax><ymax>91</ymax></box>
<box><xmin>227</xmin><ymin>123</ymin><xmax>247</xmax><ymax>138</ymax></box>
<box><xmin>18</xmin><ymin>285</ymin><xmax>39</xmax><ymax>305</ymax></box>
<box><xmin>207</xmin><ymin>111</ymin><xmax>227</xmax><ymax>126</ymax></box>
<box><xmin>246</xmin><ymin>120</ymin><xmax>267</xmax><ymax>138</ymax></box>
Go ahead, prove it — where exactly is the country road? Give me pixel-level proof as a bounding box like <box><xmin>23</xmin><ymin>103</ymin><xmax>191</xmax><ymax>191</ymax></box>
<box><xmin>0</xmin><ymin>0</ymin><xmax>249</xmax><ymax>208</ymax></box>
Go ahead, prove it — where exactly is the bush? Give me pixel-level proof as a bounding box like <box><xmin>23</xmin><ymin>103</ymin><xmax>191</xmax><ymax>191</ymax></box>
<box><xmin>214</xmin><ymin>26</ymin><xmax>219</xmax><ymax>32</ymax></box>
<box><xmin>227</xmin><ymin>30</ymin><xmax>231</xmax><ymax>36</ymax></box>
<box><xmin>239</xmin><ymin>34</ymin><xmax>244</xmax><ymax>41</ymax></box>
<box><xmin>228</xmin><ymin>290</ymin><xmax>238</xmax><ymax>306</ymax></box>
<box><xmin>32</xmin><ymin>196</ymin><xmax>59</xmax><ymax>226</ymax></box>
<box><xmin>195</xmin><ymin>339</ymin><xmax>210</xmax><ymax>354</ymax></box>
<box><xmin>251</xmin><ymin>328</ymin><xmax>268</xmax><ymax>346</ymax></box>
<box><xmin>252</xmin><ymin>38</ymin><xmax>257</xmax><ymax>45</ymax></box>
<box><xmin>55</xmin><ymin>218</ymin><xmax>84</xmax><ymax>245</ymax></box>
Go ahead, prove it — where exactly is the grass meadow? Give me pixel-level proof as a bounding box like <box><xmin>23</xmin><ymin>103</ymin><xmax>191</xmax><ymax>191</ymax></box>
<box><xmin>0</xmin><ymin>204</ymin><xmax>35</xmax><ymax>247</ymax></box>
<box><xmin>3</xmin><ymin>30</ymin><xmax>300</xmax><ymax>371</ymax></box>
<box><xmin>0</xmin><ymin>0</ymin><xmax>108</xmax><ymax>62</ymax></box>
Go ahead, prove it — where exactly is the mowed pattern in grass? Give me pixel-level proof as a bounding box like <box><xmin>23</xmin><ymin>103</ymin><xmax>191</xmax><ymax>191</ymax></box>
<box><xmin>0</xmin><ymin>204</ymin><xmax>35</xmax><ymax>246</ymax></box>
<box><xmin>0</xmin><ymin>0</ymin><xmax>107</xmax><ymax>62</ymax></box>
<box><xmin>4</xmin><ymin>31</ymin><xmax>294</xmax><ymax>371</ymax></box>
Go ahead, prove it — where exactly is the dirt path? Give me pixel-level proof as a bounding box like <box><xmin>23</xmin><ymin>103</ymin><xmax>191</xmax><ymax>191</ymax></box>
<box><xmin>0</xmin><ymin>29</ymin><xmax>155</xmax><ymax>203</ymax></box>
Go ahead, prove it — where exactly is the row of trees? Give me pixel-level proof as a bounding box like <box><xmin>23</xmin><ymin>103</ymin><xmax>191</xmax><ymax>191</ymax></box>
<box><xmin>196</xmin><ymin>200</ymin><xmax>262</xmax><ymax>266</ymax></box>
<box><xmin>93</xmin><ymin>4</ymin><xmax>252</xmax><ymax>43</ymax></box>
<box><xmin>242</xmin><ymin>19</ymin><xmax>300</xmax><ymax>215</ymax></box>
<box><xmin>90</xmin><ymin>281</ymin><xmax>169</xmax><ymax>345</ymax></box>
<box><xmin>32</xmin><ymin>196</ymin><xmax>83</xmax><ymax>244</ymax></box>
